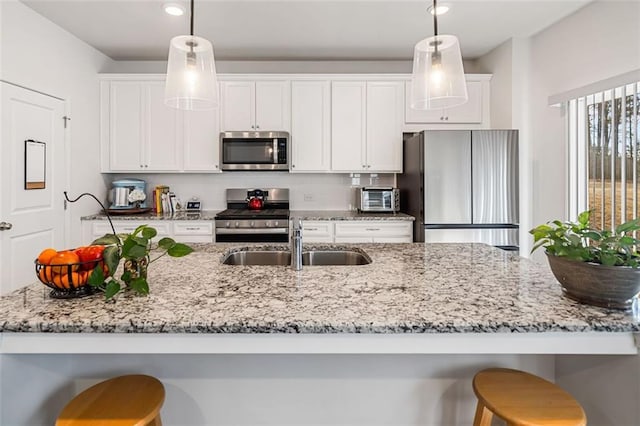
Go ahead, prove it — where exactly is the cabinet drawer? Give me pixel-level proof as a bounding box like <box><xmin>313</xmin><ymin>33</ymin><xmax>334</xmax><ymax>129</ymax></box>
<box><xmin>334</xmin><ymin>221</ymin><xmax>412</xmax><ymax>238</ymax></box>
<box><xmin>301</xmin><ymin>221</ymin><xmax>334</xmax><ymax>243</ymax></box>
<box><xmin>92</xmin><ymin>221</ymin><xmax>171</xmax><ymax>238</ymax></box>
<box><xmin>173</xmin><ymin>222</ymin><xmax>213</xmax><ymax>235</ymax></box>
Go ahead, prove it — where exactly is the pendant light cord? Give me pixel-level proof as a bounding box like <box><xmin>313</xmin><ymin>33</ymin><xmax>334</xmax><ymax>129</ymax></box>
<box><xmin>433</xmin><ymin>0</ymin><xmax>438</xmax><ymax>37</ymax></box>
<box><xmin>190</xmin><ymin>0</ymin><xmax>194</xmax><ymax>36</ymax></box>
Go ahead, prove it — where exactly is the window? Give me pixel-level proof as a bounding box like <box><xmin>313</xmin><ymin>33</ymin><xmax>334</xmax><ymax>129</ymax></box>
<box><xmin>568</xmin><ymin>82</ymin><xmax>640</xmax><ymax>229</ymax></box>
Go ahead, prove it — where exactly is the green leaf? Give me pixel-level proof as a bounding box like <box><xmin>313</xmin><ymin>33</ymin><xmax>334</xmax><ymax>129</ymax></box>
<box><xmin>126</xmin><ymin>244</ymin><xmax>148</xmax><ymax>259</ymax></box>
<box><xmin>577</xmin><ymin>210</ymin><xmax>591</xmax><ymax>225</ymax></box>
<box><xmin>120</xmin><ymin>270</ymin><xmax>132</xmax><ymax>284</ymax></box>
<box><xmin>141</xmin><ymin>227</ymin><xmax>157</xmax><ymax>239</ymax></box>
<box><xmin>104</xmin><ymin>280</ymin><xmax>121</xmax><ymax>300</ymax></box>
<box><xmin>132</xmin><ymin>236</ymin><xmax>149</xmax><ymax>247</ymax></box>
<box><xmin>158</xmin><ymin>237</ymin><xmax>176</xmax><ymax>250</ymax></box>
<box><xmin>103</xmin><ymin>245</ymin><xmax>120</xmax><ymax>277</ymax></box>
<box><xmin>167</xmin><ymin>243</ymin><xmax>194</xmax><ymax>257</ymax></box>
<box><xmin>132</xmin><ymin>224</ymin><xmax>147</xmax><ymax>236</ymax></box>
<box><xmin>616</xmin><ymin>218</ymin><xmax>640</xmax><ymax>234</ymax></box>
<box><xmin>130</xmin><ymin>277</ymin><xmax>149</xmax><ymax>295</ymax></box>
<box><xmin>88</xmin><ymin>267</ymin><xmax>105</xmax><ymax>286</ymax></box>
<box><xmin>91</xmin><ymin>234</ymin><xmax>120</xmax><ymax>246</ymax></box>
<box><xmin>120</xmin><ymin>237</ymin><xmax>136</xmax><ymax>258</ymax></box>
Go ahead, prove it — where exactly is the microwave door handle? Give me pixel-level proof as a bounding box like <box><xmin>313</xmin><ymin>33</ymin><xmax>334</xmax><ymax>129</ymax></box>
<box><xmin>273</xmin><ymin>139</ymin><xmax>278</xmax><ymax>163</ymax></box>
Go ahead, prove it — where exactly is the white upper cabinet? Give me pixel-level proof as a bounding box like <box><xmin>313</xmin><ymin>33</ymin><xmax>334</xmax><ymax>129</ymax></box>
<box><xmin>183</xmin><ymin>108</ymin><xmax>220</xmax><ymax>172</ymax></box>
<box><xmin>331</xmin><ymin>80</ymin><xmax>403</xmax><ymax>173</ymax></box>
<box><xmin>290</xmin><ymin>80</ymin><xmax>331</xmax><ymax>172</ymax></box>
<box><xmin>220</xmin><ymin>80</ymin><xmax>290</xmax><ymax>132</ymax></box>
<box><xmin>104</xmin><ymin>80</ymin><xmax>182</xmax><ymax>172</ymax></box>
<box><xmin>405</xmin><ymin>77</ymin><xmax>490</xmax><ymax>127</ymax></box>
<box><xmin>100</xmin><ymin>76</ymin><xmax>220</xmax><ymax>173</ymax></box>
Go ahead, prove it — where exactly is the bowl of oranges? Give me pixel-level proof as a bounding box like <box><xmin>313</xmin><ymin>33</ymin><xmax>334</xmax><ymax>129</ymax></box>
<box><xmin>35</xmin><ymin>245</ymin><xmax>107</xmax><ymax>298</ymax></box>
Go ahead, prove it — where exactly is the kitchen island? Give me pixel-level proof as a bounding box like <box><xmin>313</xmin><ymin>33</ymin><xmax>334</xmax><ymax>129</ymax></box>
<box><xmin>1</xmin><ymin>243</ymin><xmax>639</xmax><ymax>425</ymax></box>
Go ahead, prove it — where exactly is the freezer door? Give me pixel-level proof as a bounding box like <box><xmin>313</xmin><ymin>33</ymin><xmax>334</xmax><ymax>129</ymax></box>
<box><xmin>398</xmin><ymin>132</ymin><xmax>425</xmax><ymax>242</ymax></box>
<box><xmin>424</xmin><ymin>131</ymin><xmax>472</xmax><ymax>224</ymax></box>
<box><xmin>472</xmin><ymin>130</ymin><xmax>519</xmax><ymax>224</ymax></box>
<box><xmin>424</xmin><ymin>227</ymin><xmax>519</xmax><ymax>247</ymax></box>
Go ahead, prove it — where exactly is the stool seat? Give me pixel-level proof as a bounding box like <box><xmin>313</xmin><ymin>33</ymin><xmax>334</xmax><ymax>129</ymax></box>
<box><xmin>472</xmin><ymin>368</ymin><xmax>586</xmax><ymax>426</ymax></box>
<box><xmin>56</xmin><ymin>374</ymin><xmax>165</xmax><ymax>426</ymax></box>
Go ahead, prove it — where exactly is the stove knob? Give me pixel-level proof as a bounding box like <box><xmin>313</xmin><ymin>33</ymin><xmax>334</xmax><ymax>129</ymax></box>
<box><xmin>250</xmin><ymin>221</ymin><xmax>255</xmax><ymax>228</ymax></box>
<box><xmin>225</xmin><ymin>221</ymin><xmax>230</xmax><ymax>228</ymax></box>
<box><xmin>235</xmin><ymin>221</ymin><xmax>240</xmax><ymax>228</ymax></box>
<box><xmin>274</xmin><ymin>221</ymin><xmax>279</xmax><ymax>227</ymax></box>
<box><xmin>265</xmin><ymin>221</ymin><xmax>271</xmax><ymax>228</ymax></box>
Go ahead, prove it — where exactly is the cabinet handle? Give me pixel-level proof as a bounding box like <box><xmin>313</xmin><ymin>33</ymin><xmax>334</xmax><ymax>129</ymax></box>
<box><xmin>256</xmin><ymin>125</ymin><xmax>260</xmax><ymax>129</ymax></box>
<box><xmin>251</xmin><ymin>125</ymin><xmax>255</xmax><ymax>129</ymax></box>
<box><xmin>140</xmin><ymin>165</ymin><xmax>143</xmax><ymax>168</ymax></box>
<box><xmin>367</xmin><ymin>165</ymin><xmax>371</xmax><ymax>168</ymax></box>
<box><xmin>292</xmin><ymin>164</ymin><xmax>295</xmax><ymax>168</ymax></box>
<box><xmin>305</xmin><ymin>227</ymin><xmax>319</xmax><ymax>231</ymax></box>
<box><xmin>145</xmin><ymin>165</ymin><xmax>148</xmax><ymax>168</ymax></box>
<box><xmin>185</xmin><ymin>227</ymin><xmax>200</xmax><ymax>231</ymax></box>
<box><xmin>215</xmin><ymin>165</ymin><xmax>219</xmax><ymax>169</ymax></box>
<box><xmin>445</xmin><ymin>116</ymin><xmax>449</xmax><ymax>121</ymax></box>
<box><xmin>366</xmin><ymin>228</ymin><xmax>381</xmax><ymax>231</ymax></box>
<box><xmin>362</xmin><ymin>165</ymin><xmax>366</xmax><ymax>168</ymax></box>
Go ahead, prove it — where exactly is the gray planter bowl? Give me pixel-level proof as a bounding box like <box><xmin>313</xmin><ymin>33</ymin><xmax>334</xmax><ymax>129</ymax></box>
<box><xmin>546</xmin><ymin>252</ymin><xmax>640</xmax><ymax>310</ymax></box>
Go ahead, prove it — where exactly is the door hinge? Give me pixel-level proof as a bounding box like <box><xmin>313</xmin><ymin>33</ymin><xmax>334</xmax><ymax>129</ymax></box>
<box><xmin>63</xmin><ymin>116</ymin><xmax>71</xmax><ymax>128</ymax></box>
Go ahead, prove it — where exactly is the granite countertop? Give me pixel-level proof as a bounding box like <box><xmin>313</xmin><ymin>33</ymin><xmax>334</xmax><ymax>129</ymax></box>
<box><xmin>1</xmin><ymin>243</ymin><xmax>638</xmax><ymax>334</ymax></box>
<box><xmin>291</xmin><ymin>211</ymin><xmax>415</xmax><ymax>221</ymax></box>
<box><xmin>82</xmin><ymin>210</ymin><xmax>219</xmax><ymax>221</ymax></box>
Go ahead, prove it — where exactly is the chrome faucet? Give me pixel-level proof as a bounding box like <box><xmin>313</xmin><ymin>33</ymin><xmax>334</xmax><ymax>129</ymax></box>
<box><xmin>291</xmin><ymin>218</ymin><xmax>303</xmax><ymax>271</ymax></box>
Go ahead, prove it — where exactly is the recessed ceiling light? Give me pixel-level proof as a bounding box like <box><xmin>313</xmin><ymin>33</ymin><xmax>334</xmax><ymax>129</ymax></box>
<box><xmin>428</xmin><ymin>3</ymin><xmax>450</xmax><ymax>15</ymax></box>
<box><xmin>164</xmin><ymin>3</ymin><xmax>185</xmax><ymax>16</ymax></box>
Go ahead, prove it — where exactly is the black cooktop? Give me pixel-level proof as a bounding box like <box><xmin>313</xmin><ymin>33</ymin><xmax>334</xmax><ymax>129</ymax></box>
<box><xmin>215</xmin><ymin>208</ymin><xmax>290</xmax><ymax>220</ymax></box>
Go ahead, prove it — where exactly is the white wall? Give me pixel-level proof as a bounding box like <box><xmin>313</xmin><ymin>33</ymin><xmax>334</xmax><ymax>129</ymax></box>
<box><xmin>0</xmin><ymin>0</ymin><xmax>113</xmax><ymax>247</ymax></box>
<box><xmin>477</xmin><ymin>39</ymin><xmax>513</xmax><ymax>129</ymax></box>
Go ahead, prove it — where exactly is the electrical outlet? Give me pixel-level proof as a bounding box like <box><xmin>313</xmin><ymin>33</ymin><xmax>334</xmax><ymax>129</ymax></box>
<box><xmin>304</xmin><ymin>194</ymin><xmax>314</xmax><ymax>202</ymax></box>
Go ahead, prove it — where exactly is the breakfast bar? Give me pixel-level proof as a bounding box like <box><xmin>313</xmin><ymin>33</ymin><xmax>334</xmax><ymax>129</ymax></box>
<box><xmin>1</xmin><ymin>243</ymin><xmax>639</xmax><ymax>425</ymax></box>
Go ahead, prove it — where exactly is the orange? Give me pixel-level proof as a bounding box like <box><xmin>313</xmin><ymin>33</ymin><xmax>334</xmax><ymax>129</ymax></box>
<box><xmin>51</xmin><ymin>274</ymin><xmax>66</xmax><ymax>289</ymax></box>
<box><xmin>37</xmin><ymin>248</ymin><xmax>57</xmax><ymax>265</ymax></box>
<box><xmin>49</xmin><ymin>251</ymin><xmax>80</xmax><ymax>275</ymax></box>
<box><xmin>60</xmin><ymin>272</ymin><xmax>81</xmax><ymax>289</ymax></box>
<box><xmin>77</xmin><ymin>270</ymin><xmax>89</xmax><ymax>285</ymax></box>
<box><xmin>37</xmin><ymin>266</ymin><xmax>54</xmax><ymax>284</ymax></box>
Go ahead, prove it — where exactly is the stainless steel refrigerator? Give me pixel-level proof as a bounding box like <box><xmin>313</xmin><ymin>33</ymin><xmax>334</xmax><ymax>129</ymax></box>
<box><xmin>397</xmin><ymin>130</ymin><xmax>519</xmax><ymax>250</ymax></box>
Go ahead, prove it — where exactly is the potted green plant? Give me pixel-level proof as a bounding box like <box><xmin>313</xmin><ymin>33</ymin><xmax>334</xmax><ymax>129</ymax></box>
<box><xmin>530</xmin><ymin>210</ymin><xmax>640</xmax><ymax>309</ymax></box>
<box><xmin>89</xmin><ymin>224</ymin><xmax>193</xmax><ymax>300</ymax></box>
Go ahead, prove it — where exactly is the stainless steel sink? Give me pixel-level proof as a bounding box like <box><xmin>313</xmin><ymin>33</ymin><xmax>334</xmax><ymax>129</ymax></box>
<box><xmin>222</xmin><ymin>250</ymin><xmax>291</xmax><ymax>266</ymax></box>
<box><xmin>302</xmin><ymin>250</ymin><xmax>371</xmax><ymax>265</ymax></box>
<box><xmin>222</xmin><ymin>248</ymin><xmax>371</xmax><ymax>266</ymax></box>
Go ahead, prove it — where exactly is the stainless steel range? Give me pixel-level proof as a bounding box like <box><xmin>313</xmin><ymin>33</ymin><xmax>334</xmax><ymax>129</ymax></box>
<box><xmin>215</xmin><ymin>188</ymin><xmax>290</xmax><ymax>243</ymax></box>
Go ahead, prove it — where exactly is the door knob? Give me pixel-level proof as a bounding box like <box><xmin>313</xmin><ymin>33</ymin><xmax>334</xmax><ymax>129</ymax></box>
<box><xmin>0</xmin><ymin>221</ymin><xmax>13</xmax><ymax>231</ymax></box>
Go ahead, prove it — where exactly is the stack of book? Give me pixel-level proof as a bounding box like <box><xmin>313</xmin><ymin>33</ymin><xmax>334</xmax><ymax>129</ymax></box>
<box><xmin>152</xmin><ymin>185</ymin><xmax>179</xmax><ymax>214</ymax></box>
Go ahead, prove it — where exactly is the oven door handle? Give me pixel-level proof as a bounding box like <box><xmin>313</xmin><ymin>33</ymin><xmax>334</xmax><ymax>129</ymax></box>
<box><xmin>216</xmin><ymin>228</ymin><xmax>289</xmax><ymax>234</ymax></box>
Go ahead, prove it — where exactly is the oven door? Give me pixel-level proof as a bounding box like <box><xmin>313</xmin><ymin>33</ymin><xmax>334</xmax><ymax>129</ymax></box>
<box><xmin>220</xmin><ymin>131</ymin><xmax>289</xmax><ymax>171</ymax></box>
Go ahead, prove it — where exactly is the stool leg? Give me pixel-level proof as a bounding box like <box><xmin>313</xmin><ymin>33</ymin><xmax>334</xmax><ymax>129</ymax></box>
<box><xmin>472</xmin><ymin>401</ymin><xmax>493</xmax><ymax>426</ymax></box>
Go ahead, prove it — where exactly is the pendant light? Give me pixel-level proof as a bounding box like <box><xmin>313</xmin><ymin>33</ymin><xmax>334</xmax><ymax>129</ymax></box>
<box><xmin>165</xmin><ymin>0</ymin><xmax>218</xmax><ymax>110</ymax></box>
<box><xmin>410</xmin><ymin>0</ymin><xmax>467</xmax><ymax>110</ymax></box>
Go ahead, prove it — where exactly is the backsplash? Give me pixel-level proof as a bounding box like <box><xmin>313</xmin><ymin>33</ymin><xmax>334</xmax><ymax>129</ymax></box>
<box><xmin>109</xmin><ymin>173</ymin><xmax>395</xmax><ymax>211</ymax></box>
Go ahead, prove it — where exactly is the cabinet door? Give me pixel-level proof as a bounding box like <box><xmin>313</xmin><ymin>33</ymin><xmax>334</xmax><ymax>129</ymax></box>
<box><xmin>331</xmin><ymin>81</ymin><xmax>366</xmax><ymax>172</ymax></box>
<box><xmin>366</xmin><ymin>81</ymin><xmax>403</xmax><ymax>172</ymax></box>
<box><xmin>291</xmin><ymin>81</ymin><xmax>330</xmax><ymax>172</ymax></box>
<box><xmin>405</xmin><ymin>80</ymin><xmax>483</xmax><ymax>124</ymax></box>
<box><xmin>302</xmin><ymin>221</ymin><xmax>334</xmax><ymax>243</ymax></box>
<box><xmin>183</xmin><ymin>108</ymin><xmax>221</xmax><ymax>172</ymax></box>
<box><xmin>145</xmin><ymin>82</ymin><xmax>183</xmax><ymax>171</ymax></box>
<box><xmin>220</xmin><ymin>81</ymin><xmax>255</xmax><ymax>131</ymax></box>
<box><xmin>255</xmin><ymin>81</ymin><xmax>290</xmax><ymax>131</ymax></box>
<box><xmin>109</xmin><ymin>81</ymin><xmax>145</xmax><ymax>171</ymax></box>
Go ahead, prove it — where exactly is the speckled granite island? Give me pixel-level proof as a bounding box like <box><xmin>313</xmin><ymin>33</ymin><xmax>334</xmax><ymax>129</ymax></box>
<box><xmin>2</xmin><ymin>243</ymin><xmax>640</xmax><ymax>425</ymax></box>
<box><xmin>1</xmin><ymin>243</ymin><xmax>638</xmax><ymax>354</ymax></box>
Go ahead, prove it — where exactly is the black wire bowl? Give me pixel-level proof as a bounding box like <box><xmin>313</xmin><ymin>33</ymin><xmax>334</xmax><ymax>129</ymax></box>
<box><xmin>34</xmin><ymin>254</ymin><xmax>104</xmax><ymax>299</ymax></box>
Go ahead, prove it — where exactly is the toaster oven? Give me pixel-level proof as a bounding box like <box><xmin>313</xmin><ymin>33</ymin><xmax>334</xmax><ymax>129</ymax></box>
<box><xmin>356</xmin><ymin>187</ymin><xmax>400</xmax><ymax>212</ymax></box>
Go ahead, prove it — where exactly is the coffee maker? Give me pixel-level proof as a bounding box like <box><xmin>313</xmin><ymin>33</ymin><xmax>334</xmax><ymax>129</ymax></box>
<box><xmin>109</xmin><ymin>178</ymin><xmax>148</xmax><ymax>209</ymax></box>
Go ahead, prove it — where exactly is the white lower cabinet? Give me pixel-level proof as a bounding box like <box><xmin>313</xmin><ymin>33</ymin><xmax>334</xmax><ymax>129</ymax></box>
<box><xmin>83</xmin><ymin>220</ymin><xmax>214</xmax><ymax>244</ymax></box>
<box><xmin>301</xmin><ymin>221</ymin><xmax>335</xmax><ymax>243</ymax></box>
<box><xmin>302</xmin><ymin>221</ymin><xmax>413</xmax><ymax>244</ymax></box>
<box><xmin>334</xmin><ymin>222</ymin><xmax>413</xmax><ymax>243</ymax></box>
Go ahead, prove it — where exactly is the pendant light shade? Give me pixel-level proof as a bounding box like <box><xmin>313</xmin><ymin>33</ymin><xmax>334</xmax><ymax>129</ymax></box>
<box><xmin>165</xmin><ymin>35</ymin><xmax>219</xmax><ymax>110</ymax></box>
<box><xmin>410</xmin><ymin>0</ymin><xmax>467</xmax><ymax>110</ymax></box>
<box><xmin>165</xmin><ymin>0</ymin><xmax>218</xmax><ymax>110</ymax></box>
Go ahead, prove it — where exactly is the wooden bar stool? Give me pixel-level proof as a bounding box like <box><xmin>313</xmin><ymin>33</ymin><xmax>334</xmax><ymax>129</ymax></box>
<box><xmin>55</xmin><ymin>374</ymin><xmax>165</xmax><ymax>426</ymax></box>
<box><xmin>472</xmin><ymin>368</ymin><xmax>586</xmax><ymax>426</ymax></box>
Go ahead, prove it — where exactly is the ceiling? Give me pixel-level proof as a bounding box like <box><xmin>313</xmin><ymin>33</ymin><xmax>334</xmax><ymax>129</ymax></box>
<box><xmin>21</xmin><ymin>0</ymin><xmax>592</xmax><ymax>61</ymax></box>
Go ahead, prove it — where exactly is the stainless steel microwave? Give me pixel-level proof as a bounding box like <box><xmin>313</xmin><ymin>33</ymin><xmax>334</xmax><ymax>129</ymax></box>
<box><xmin>220</xmin><ymin>131</ymin><xmax>289</xmax><ymax>171</ymax></box>
<box><xmin>356</xmin><ymin>187</ymin><xmax>400</xmax><ymax>212</ymax></box>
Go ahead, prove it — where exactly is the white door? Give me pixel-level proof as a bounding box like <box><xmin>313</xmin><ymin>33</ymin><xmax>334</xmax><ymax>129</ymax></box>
<box><xmin>331</xmin><ymin>81</ymin><xmax>366</xmax><ymax>172</ymax></box>
<box><xmin>0</xmin><ymin>82</ymin><xmax>66</xmax><ymax>294</ymax></box>
<box><xmin>290</xmin><ymin>80</ymin><xmax>330</xmax><ymax>172</ymax></box>
<box><xmin>108</xmin><ymin>81</ymin><xmax>145</xmax><ymax>171</ymax></box>
<box><xmin>255</xmin><ymin>81</ymin><xmax>290</xmax><ymax>131</ymax></box>
<box><xmin>145</xmin><ymin>82</ymin><xmax>182</xmax><ymax>171</ymax></box>
<box><xmin>366</xmin><ymin>81</ymin><xmax>404</xmax><ymax>172</ymax></box>
<box><xmin>220</xmin><ymin>81</ymin><xmax>255</xmax><ymax>131</ymax></box>
<box><xmin>183</xmin><ymin>109</ymin><xmax>221</xmax><ymax>172</ymax></box>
